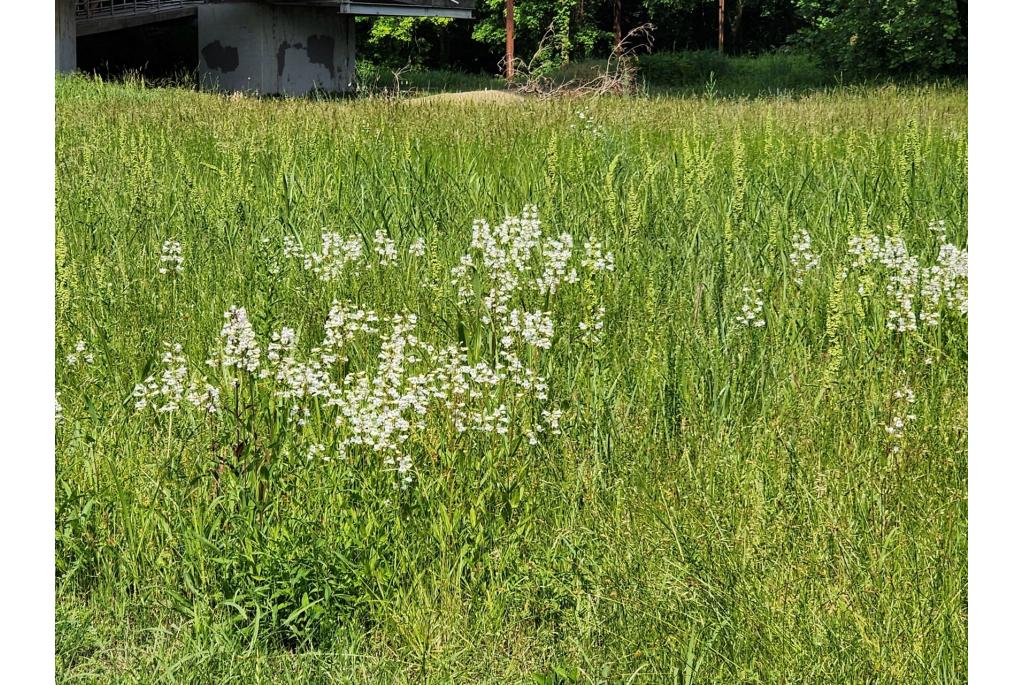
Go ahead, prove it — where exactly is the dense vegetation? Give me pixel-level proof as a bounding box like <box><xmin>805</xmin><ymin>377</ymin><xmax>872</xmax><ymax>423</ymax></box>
<box><xmin>56</xmin><ymin>74</ymin><xmax>966</xmax><ymax>682</ymax></box>
<box><xmin>362</xmin><ymin>0</ymin><xmax>967</xmax><ymax>78</ymax></box>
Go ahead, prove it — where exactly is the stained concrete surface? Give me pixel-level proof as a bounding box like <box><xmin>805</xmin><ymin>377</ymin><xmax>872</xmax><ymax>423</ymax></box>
<box><xmin>198</xmin><ymin>3</ymin><xmax>355</xmax><ymax>95</ymax></box>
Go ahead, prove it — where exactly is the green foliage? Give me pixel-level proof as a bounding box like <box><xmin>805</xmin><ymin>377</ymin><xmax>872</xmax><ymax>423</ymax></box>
<box><xmin>359</xmin><ymin>16</ymin><xmax>456</xmax><ymax>68</ymax></box>
<box><xmin>55</xmin><ymin>75</ymin><xmax>966</xmax><ymax>683</ymax></box>
<box><xmin>638</xmin><ymin>50</ymin><xmax>827</xmax><ymax>94</ymax></box>
<box><xmin>793</xmin><ymin>0</ymin><xmax>966</xmax><ymax>76</ymax></box>
<box><xmin>472</xmin><ymin>0</ymin><xmax>611</xmax><ymax>64</ymax></box>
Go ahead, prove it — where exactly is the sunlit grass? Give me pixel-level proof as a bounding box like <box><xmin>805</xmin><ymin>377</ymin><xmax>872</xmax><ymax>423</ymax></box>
<box><xmin>56</xmin><ymin>74</ymin><xmax>966</xmax><ymax>684</ymax></box>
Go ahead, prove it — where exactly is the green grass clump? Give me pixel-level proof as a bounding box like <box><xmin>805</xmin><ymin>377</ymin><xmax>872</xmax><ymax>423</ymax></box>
<box><xmin>56</xmin><ymin>74</ymin><xmax>966</xmax><ymax>683</ymax></box>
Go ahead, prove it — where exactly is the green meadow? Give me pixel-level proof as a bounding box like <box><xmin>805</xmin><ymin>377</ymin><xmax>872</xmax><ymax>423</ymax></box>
<box><xmin>55</xmin><ymin>75</ymin><xmax>967</xmax><ymax>683</ymax></box>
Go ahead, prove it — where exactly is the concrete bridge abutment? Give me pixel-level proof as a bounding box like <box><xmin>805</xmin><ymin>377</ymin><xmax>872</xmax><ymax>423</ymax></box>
<box><xmin>198</xmin><ymin>3</ymin><xmax>356</xmax><ymax>96</ymax></box>
<box><xmin>56</xmin><ymin>0</ymin><xmax>77</xmax><ymax>72</ymax></box>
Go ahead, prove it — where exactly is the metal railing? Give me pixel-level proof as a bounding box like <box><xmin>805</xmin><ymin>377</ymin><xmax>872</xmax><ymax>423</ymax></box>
<box><xmin>75</xmin><ymin>1</ymin><xmax>204</xmax><ymax>20</ymax></box>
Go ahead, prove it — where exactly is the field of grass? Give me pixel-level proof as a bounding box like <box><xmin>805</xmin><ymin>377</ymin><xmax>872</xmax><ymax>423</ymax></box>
<box><xmin>56</xmin><ymin>75</ymin><xmax>967</xmax><ymax>683</ymax></box>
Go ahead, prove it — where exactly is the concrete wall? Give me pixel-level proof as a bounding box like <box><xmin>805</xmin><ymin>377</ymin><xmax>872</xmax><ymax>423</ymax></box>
<box><xmin>198</xmin><ymin>3</ymin><xmax>356</xmax><ymax>95</ymax></box>
<box><xmin>56</xmin><ymin>0</ymin><xmax>77</xmax><ymax>72</ymax></box>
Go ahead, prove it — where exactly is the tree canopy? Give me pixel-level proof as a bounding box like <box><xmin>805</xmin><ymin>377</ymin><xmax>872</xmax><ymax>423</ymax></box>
<box><xmin>358</xmin><ymin>0</ymin><xmax>966</xmax><ymax>78</ymax></box>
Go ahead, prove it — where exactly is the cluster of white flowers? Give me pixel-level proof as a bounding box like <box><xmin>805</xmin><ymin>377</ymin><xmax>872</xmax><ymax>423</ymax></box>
<box><xmin>192</xmin><ymin>297</ymin><xmax>560</xmax><ymax>486</ymax></box>
<box><xmin>130</xmin><ymin>342</ymin><xmax>220</xmax><ymax>415</ymax></box>
<box><xmin>284</xmin><ymin>232</ymin><xmax>364</xmax><ymax>281</ymax></box>
<box><xmin>788</xmin><ymin>229</ymin><xmax>819</xmax><ymax>285</ymax></box>
<box><xmin>322</xmin><ymin>302</ymin><xmax>380</xmax><ymax>356</ymax></box>
<box><xmin>408</xmin><ymin>237</ymin><xmax>427</xmax><ymax>258</ymax></box>
<box><xmin>66</xmin><ymin>339</ymin><xmax>94</xmax><ymax>366</ymax></box>
<box><xmin>449</xmin><ymin>253</ymin><xmax>476</xmax><ymax>300</ymax></box>
<box><xmin>373</xmin><ymin>229</ymin><xmax>398</xmax><ymax>267</ymax></box>
<box><xmin>159</xmin><ymin>239</ymin><xmax>184</xmax><ymax>275</ymax></box>
<box><xmin>848</xmin><ymin>228</ymin><xmax>967</xmax><ymax>332</ymax></box>
<box><xmin>453</xmin><ymin>207</ymin><xmax>613</xmax><ymax>321</ymax></box>
<box><xmin>384</xmin><ymin>453</ymin><xmax>414</xmax><ymax>488</ymax></box>
<box><xmin>261</xmin><ymin>236</ymin><xmax>283</xmax><ymax>276</ymax></box>
<box><xmin>56</xmin><ymin>393</ymin><xmax>63</xmax><ymax>423</ymax></box>
<box><xmin>571</xmin><ymin>110</ymin><xmax>604</xmax><ymax>136</ymax></box>
<box><xmin>125</xmin><ymin>208</ymin><xmax>613</xmax><ymax>490</ymax></box>
<box><xmin>578</xmin><ymin>305</ymin><xmax>606</xmax><ymax>345</ymax></box>
<box><xmin>583</xmin><ymin>238</ymin><xmax>616</xmax><ymax>273</ymax></box>
<box><xmin>185</xmin><ymin>381</ymin><xmax>221</xmax><ymax>414</ymax></box>
<box><xmin>506</xmin><ymin>309</ymin><xmax>554</xmax><ymax>350</ymax></box>
<box><xmin>458</xmin><ymin>208</ymin><xmax>543</xmax><ymax>323</ymax></box>
<box><xmin>536</xmin><ymin>233</ymin><xmax>579</xmax><ymax>295</ymax></box>
<box><xmin>526</xmin><ymin>407</ymin><xmax>564</xmax><ymax>446</ymax></box>
<box><xmin>218</xmin><ymin>306</ymin><xmax>261</xmax><ymax>373</ymax></box>
<box><xmin>885</xmin><ymin>384</ymin><xmax>918</xmax><ymax>453</ymax></box>
<box><xmin>133</xmin><ymin>342</ymin><xmax>188</xmax><ymax>413</ymax></box>
<box><xmin>735</xmin><ymin>287</ymin><xmax>765</xmax><ymax>327</ymax></box>
<box><xmin>921</xmin><ymin>243</ymin><xmax>968</xmax><ymax>324</ymax></box>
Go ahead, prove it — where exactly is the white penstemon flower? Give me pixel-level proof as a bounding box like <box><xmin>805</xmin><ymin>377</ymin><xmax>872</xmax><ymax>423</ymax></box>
<box><xmin>583</xmin><ymin>239</ymin><xmax>615</xmax><ymax>273</ymax></box>
<box><xmin>284</xmin><ymin>232</ymin><xmax>364</xmax><ymax>281</ymax></box>
<box><xmin>578</xmin><ymin>306</ymin><xmax>606</xmax><ymax>345</ymax></box>
<box><xmin>219</xmin><ymin>306</ymin><xmax>261</xmax><ymax>373</ymax></box>
<box><xmin>185</xmin><ymin>381</ymin><xmax>221</xmax><ymax>414</ymax></box>
<box><xmin>305</xmin><ymin>443</ymin><xmax>330</xmax><ymax>462</ymax></box>
<box><xmin>66</xmin><ymin>339</ymin><xmax>94</xmax><ymax>365</ymax></box>
<box><xmin>159</xmin><ymin>239</ymin><xmax>184</xmax><ymax>275</ymax></box>
<box><xmin>133</xmin><ymin>342</ymin><xmax>188</xmax><ymax>413</ymax></box>
<box><xmin>506</xmin><ymin>309</ymin><xmax>555</xmax><ymax>350</ymax></box>
<box><xmin>847</xmin><ymin>225</ymin><xmax>967</xmax><ymax>331</ymax></box>
<box><xmin>885</xmin><ymin>384</ymin><xmax>918</xmax><ymax>453</ymax></box>
<box><xmin>788</xmin><ymin>229</ymin><xmax>819</xmax><ymax>286</ymax></box>
<box><xmin>384</xmin><ymin>453</ymin><xmax>414</xmax><ymax>489</ymax></box>
<box><xmin>125</xmin><ymin>208</ymin><xmax>614</xmax><ymax>491</ymax></box>
<box><xmin>735</xmin><ymin>287</ymin><xmax>765</xmax><ymax>327</ymax></box>
<box><xmin>571</xmin><ymin>110</ymin><xmax>604</xmax><ymax>136</ymax></box>
<box><xmin>408</xmin><ymin>237</ymin><xmax>427</xmax><ymax>258</ymax></box>
<box><xmin>374</xmin><ymin>229</ymin><xmax>398</xmax><ymax>267</ymax></box>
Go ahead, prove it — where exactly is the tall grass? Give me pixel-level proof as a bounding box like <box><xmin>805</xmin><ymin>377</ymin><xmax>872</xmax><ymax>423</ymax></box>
<box><xmin>55</xmin><ymin>75</ymin><xmax>967</xmax><ymax>683</ymax></box>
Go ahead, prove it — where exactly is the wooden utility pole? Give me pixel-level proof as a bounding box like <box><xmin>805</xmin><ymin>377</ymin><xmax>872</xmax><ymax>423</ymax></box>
<box><xmin>505</xmin><ymin>0</ymin><xmax>515</xmax><ymax>82</ymax></box>
<box><xmin>718</xmin><ymin>0</ymin><xmax>725</xmax><ymax>54</ymax></box>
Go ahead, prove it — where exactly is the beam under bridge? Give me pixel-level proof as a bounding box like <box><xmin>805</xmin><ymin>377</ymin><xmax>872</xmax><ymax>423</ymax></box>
<box><xmin>75</xmin><ymin>1</ymin><xmax>204</xmax><ymax>37</ymax></box>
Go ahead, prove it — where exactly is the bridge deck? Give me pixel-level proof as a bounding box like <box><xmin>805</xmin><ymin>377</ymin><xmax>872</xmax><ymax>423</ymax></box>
<box><xmin>75</xmin><ymin>1</ymin><xmax>473</xmax><ymax>36</ymax></box>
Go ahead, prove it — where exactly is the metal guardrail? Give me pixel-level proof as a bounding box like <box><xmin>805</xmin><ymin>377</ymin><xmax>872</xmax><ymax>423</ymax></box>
<box><xmin>76</xmin><ymin>1</ymin><xmax>475</xmax><ymax>19</ymax></box>
<box><xmin>75</xmin><ymin>1</ymin><xmax>203</xmax><ymax>20</ymax></box>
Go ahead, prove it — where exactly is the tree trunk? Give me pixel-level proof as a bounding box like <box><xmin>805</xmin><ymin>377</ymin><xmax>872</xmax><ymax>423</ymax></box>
<box><xmin>718</xmin><ymin>0</ymin><xmax>725</xmax><ymax>54</ymax></box>
<box><xmin>505</xmin><ymin>0</ymin><xmax>515</xmax><ymax>82</ymax></box>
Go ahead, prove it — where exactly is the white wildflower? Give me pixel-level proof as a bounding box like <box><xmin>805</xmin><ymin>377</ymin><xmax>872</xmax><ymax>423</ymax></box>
<box><xmin>536</xmin><ymin>233</ymin><xmax>574</xmax><ymax>295</ymax></box>
<box><xmin>848</xmin><ymin>228</ymin><xmax>967</xmax><ymax>330</ymax></box>
<box><xmin>885</xmin><ymin>383</ymin><xmax>918</xmax><ymax>451</ymax></box>
<box><xmin>219</xmin><ymin>306</ymin><xmax>261</xmax><ymax>373</ymax></box>
<box><xmin>583</xmin><ymin>238</ymin><xmax>615</xmax><ymax>273</ymax></box>
<box><xmin>735</xmin><ymin>287</ymin><xmax>765</xmax><ymax>327</ymax></box>
<box><xmin>159</xmin><ymin>239</ymin><xmax>184</xmax><ymax>275</ymax></box>
<box><xmin>374</xmin><ymin>229</ymin><xmax>398</xmax><ymax>266</ymax></box>
<box><xmin>578</xmin><ymin>306</ymin><xmax>606</xmax><ymax>344</ymax></box>
<box><xmin>133</xmin><ymin>342</ymin><xmax>188</xmax><ymax>413</ymax></box>
<box><xmin>788</xmin><ymin>229</ymin><xmax>819</xmax><ymax>285</ymax></box>
<box><xmin>507</xmin><ymin>310</ymin><xmax>554</xmax><ymax>350</ymax></box>
<box><xmin>186</xmin><ymin>381</ymin><xmax>221</xmax><ymax>414</ymax></box>
<box><xmin>285</xmin><ymin>232</ymin><xmax>363</xmax><ymax>281</ymax></box>
<box><xmin>67</xmin><ymin>339</ymin><xmax>92</xmax><ymax>365</ymax></box>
